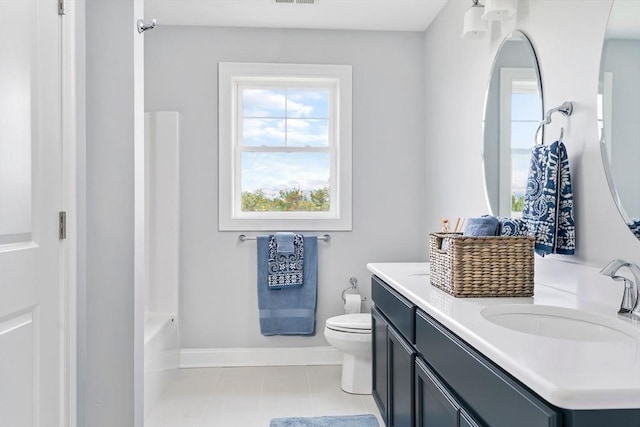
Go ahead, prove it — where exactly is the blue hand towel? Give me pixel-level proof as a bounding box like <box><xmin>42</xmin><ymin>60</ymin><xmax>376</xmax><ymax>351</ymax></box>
<box><xmin>522</xmin><ymin>141</ymin><xmax>575</xmax><ymax>256</ymax></box>
<box><xmin>257</xmin><ymin>235</ymin><xmax>317</xmax><ymax>336</ymax></box>
<box><xmin>268</xmin><ymin>234</ymin><xmax>304</xmax><ymax>289</ymax></box>
<box><xmin>275</xmin><ymin>232</ymin><xmax>296</xmax><ymax>254</ymax></box>
<box><xmin>463</xmin><ymin>215</ymin><xmax>500</xmax><ymax>236</ymax></box>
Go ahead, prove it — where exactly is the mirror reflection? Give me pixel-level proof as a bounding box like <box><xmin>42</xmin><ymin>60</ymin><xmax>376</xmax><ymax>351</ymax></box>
<box><xmin>599</xmin><ymin>0</ymin><xmax>640</xmax><ymax>240</ymax></box>
<box><xmin>483</xmin><ymin>31</ymin><xmax>543</xmax><ymax>218</ymax></box>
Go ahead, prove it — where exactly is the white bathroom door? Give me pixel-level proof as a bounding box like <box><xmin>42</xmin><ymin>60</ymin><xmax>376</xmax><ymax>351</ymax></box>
<box><xmin>0</xmin><ymin>0</ymin><xmax>64</xmax><ymax>426</ymax></box>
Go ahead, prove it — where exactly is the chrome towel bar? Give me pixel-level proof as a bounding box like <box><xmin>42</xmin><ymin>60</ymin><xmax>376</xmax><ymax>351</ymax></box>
<box><xmin>238</xmin><ymin>233</ymin><xmax>331</xmax><ymax>242</ymax></box>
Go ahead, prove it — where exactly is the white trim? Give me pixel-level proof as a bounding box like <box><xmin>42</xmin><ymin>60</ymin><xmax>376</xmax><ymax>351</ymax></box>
<box><xmin>60</xmin><ymin>0</ymin><xmax>83</xmax><ymax>425</ymax></box>
<box><xmin>180</xmin><ymin>346</ymin><xmax>343</xmax><ymax>368</ymax></box>
<box><xmin>218</xmin><ymin>62</ymin><xmax>352</xmax><ymax>231</ymax></box>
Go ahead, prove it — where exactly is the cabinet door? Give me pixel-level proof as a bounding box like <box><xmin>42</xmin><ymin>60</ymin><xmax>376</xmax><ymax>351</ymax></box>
<box><xmin>460</xmin><ymin>411</ymin><xmax>482</xmax><ymax>427</ymax></box>
<box><xmin>389</xmin><ymin>326</ymin><xmax>415</xmax><ymax>427</ymax></box>
<box><xmin>415</xmin><ymin>357</ymin><xmax>459</xmax><ymax>427</ymax></box>
<box><xmin>372</xmin><ymin>307</ymin><xmax>389</xmax><ymax>425</ymax></box>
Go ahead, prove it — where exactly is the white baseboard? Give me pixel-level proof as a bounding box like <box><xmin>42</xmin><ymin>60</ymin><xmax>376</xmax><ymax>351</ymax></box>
<box><xmin>180</xmin><ymin>346</ymin><xmax>343</xmax><ymax>368</ymax></box>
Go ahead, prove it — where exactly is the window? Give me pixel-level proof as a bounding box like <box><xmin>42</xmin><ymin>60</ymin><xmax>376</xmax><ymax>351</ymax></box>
<box><xmin>219</xmin><ymin>62</ymin><xmax>352</xmax><ymax>231</ymax></box>
<box><xmin>499</xmin><ymin>68</ymin><xmax>542</xmax><ymax>217</ymax></box>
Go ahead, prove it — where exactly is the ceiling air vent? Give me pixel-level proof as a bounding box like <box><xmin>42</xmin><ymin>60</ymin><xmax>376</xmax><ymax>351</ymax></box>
<box><xmin>274</xmin><ymin>0</ymin><xmax>316</xmax><ymax>4</ymax></box>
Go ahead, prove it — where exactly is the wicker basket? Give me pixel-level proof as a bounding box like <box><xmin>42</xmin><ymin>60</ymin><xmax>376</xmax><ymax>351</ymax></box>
<box><xmin>429</xmin><ymin>233</ymin><xmax>535</xmax><ymax>298</ymax></box>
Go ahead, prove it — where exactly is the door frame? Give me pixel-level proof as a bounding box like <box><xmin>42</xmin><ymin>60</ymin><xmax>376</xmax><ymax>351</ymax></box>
<box><xmin>61</xmin><ymin>1</ymin><xmax>84</xmax><ymax>426</ymax></box>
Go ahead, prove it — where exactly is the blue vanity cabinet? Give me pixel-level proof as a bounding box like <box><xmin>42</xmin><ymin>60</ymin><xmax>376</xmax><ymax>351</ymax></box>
<box><xmin>371</xmin><ymin>276</ymin><xmax>416</xmax><ymax>427</ymax></box>
<box><xmin>371</xmin><ymin>307</ymin><xmax>389</xmax><ymax>425</ymax></box>
<box><xmin>388</xmin><ymin>326</ymin><xmax>416</xmax><ymax>427</ymax></box>
<box><xmin>372</xmin><ymin>274</ymin><xmax>640</xmax><ymax>427</ymax></box>
<box><xmin>415</xmin><ymin>308</ymin><xmax>559</xmax><ymax>427</ymax></box>
<box><xmin>415</xmin><ymin>357</ymin><xmax>482</xmax><ymax>427</ymax></box>
<box><xmin>460</xmin><ymin>411</ymin><xmax>481</xmax><ymax>427</ymax></box>
<box><xmin>414</xmin><ymin>357</ymin><xmax>459</xmax><ymax>427</ymax></box>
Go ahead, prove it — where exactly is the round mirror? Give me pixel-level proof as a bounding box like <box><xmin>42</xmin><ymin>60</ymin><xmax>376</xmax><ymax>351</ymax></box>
<box><xmin>599</xmin><ymin>0</ymin><xmax>640</xmax><ymax>240</ymax></box>
<box><xmin>483</xmin><ymin>31</ymin><xmax>543</xmax><ymax>218</ymax></box>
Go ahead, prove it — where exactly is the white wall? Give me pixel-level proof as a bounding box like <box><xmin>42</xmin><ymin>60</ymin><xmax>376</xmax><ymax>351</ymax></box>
<box><xmin>145</xmin><ymin>27</ymin><xmax>427</xmax><ymax>350</ymax></box>
<box><xmin>424</xmin><ymin>0</ymin><xmax>639</xmax><ymax>268</ymax></box>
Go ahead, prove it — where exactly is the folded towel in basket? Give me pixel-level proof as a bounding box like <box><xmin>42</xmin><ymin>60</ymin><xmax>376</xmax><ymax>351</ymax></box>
<box><xmin>463</xmin><ymin>215</ymin><xmax>500</xmax><ymax>236</ymax></box>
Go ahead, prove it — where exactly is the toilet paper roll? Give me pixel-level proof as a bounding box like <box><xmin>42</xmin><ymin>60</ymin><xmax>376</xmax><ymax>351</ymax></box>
<box><xmin>344</xmin><ymin>293</ymin><xmax>362</xmax><ymax>314</ymax></box>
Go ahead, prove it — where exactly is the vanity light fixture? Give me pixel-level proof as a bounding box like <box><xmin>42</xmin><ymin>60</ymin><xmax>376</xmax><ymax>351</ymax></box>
<box><xmin>461</xmin><ymin>0</ymin><xmax>489</xmax><ymax>39</ymax></box>
<box><xmin>482</xmin><ymin>0</ymin><xmax>517</xmax><ymax>21</ymax></box>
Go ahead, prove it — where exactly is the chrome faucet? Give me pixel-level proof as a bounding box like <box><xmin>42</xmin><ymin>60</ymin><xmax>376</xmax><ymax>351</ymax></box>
<box><xmin>600</xmin><ymin>259</ymin><xmax>640</xmax><ymax>319</ymax></box>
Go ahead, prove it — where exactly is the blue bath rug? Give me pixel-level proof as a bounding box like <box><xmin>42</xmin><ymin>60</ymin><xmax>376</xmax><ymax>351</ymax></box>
<box><xmin>270</xmin><ymin>414</ymin><xmax>379</xmax><ymax>427</ymax></box>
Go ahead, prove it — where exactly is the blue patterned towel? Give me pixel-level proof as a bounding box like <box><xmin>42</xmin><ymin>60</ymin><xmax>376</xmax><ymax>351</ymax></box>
<box><xmin>257</xmin><ymin>235</ymin><xmax>317</xmax><ymax>336</ymax></box>
<box><xmin>497</xmin><ymin>217</ymin><xmax>530</xmax><ymax>236</ymax></box>
<box><xmin>268</xmin><ymin>234</ymin><xmax>304</xmax><ymax>289</ymax></box>
<box><xmin>628</xmin><ymin>219</ymin><xmax>640</xmax><ymax>239</ymax></box>
<box><xmin>522</xmin><ymin>141</ymin><xmax>575</xmax><ymax>256</ymax></box>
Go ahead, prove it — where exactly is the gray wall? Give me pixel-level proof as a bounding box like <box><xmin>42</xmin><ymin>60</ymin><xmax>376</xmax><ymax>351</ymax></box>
<box><xmin>424</xmin><ymin>0</ymin><xmax>639</xmax><ymax>267</ymax></box>
<box><xmin>84</xmin><ymin>0</ymin><xmax>144</xmax><ymax>425</ymax></box>
<box><xmin>145</xmin><ymin>27</ymin><xmax>427</xmax><ymax>349</ymax></box>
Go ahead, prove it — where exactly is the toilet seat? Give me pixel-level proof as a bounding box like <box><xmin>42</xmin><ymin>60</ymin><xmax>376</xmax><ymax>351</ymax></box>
<box><xmin>326</xmin><ymin>313</ymin><xmax>371</xmax><ymax>334</ymax></box>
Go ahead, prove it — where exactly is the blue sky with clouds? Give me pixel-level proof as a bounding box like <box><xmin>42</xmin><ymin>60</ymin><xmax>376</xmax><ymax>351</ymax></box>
<box><xmin>241</xmin><ymin>88</ymin><xmax>331</xmax><ymax>197</ymax></box>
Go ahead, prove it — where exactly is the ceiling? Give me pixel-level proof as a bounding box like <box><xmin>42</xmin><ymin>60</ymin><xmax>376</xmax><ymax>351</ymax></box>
<box><xmin>144</xmin><ymin>0</ymin><xmax>449</xmax><ymax>32</ymax></box>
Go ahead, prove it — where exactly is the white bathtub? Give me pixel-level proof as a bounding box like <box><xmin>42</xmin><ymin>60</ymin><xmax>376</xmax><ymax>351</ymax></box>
<box><xmin>144</xmin><ymin>313</ymin><xmax>179</xmax><ymax>417</ymax></box>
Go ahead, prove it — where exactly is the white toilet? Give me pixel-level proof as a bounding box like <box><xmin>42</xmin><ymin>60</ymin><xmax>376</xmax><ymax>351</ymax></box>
<box><xmin>324</xmin><ymin>313</ymin><xmax>372</xmax><ymax>394</ymax></box>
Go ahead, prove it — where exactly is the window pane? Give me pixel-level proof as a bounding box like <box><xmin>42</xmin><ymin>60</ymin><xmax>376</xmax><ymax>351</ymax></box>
<box><xmin>511</xmin><ymin>121</ymin><xmax>539</xmax><ymax>149</ymax></box>
<box><xmin>241</xmin><ymin>152</ymin><xmax>330</xmax><ymax>212</ymax></box>
<box><xmin>242</xmin><ymin>118</ymin><xmax>285</xmax><ymax>146</ymax></box>
<box><xmin>511</xmin><ymin>92</ymin><xmax>541</xmax><ymax>121</ymax></box>
<box><xmin>287</xmin><ymin>90</ymin><xmax>329</xmax><ymax>118</ymax></box>
<box><xmin>242</xmin><ymin>89</ymin><xmax>286</xmax><ymax>117</ymax></box>
<box><xmin>511</xmin><ymin>151</ymin><xmax>530</xmax><ymax>214</ymax></box>
<box><xmin>287</xmin><ymin>119</ymin><xmax>329</xmax><ymax>147</ymax></box>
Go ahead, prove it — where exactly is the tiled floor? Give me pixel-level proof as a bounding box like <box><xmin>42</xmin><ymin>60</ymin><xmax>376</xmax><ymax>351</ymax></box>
<box><xmin>145</xmin><ymin>365</ymin><xmax>384</xmax><ymax>427</ymax></box>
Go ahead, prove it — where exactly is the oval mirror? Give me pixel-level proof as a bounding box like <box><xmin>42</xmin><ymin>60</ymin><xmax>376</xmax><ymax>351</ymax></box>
<box><xmin>598</xmin><ymin>0</ymin><xmax>640</xmax><ymax>240</ymax></box>
<box><xmin>483</xmin><ymin>31</ymin><xmax>543</xmax><ymax>218</ymax></box>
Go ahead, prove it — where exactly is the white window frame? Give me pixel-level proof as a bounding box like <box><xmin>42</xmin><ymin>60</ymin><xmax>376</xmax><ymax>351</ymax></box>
<box><xmin>218</xmin><ymin>62</ymin><xmax>352</xmax><ymax>231</ymax></box>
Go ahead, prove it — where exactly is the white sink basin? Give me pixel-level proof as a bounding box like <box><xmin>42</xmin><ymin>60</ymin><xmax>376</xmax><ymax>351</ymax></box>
<box><xmin>480</xmin><ymin>304</ymin><xmax>640</xmax><ymax>342</ymax></box>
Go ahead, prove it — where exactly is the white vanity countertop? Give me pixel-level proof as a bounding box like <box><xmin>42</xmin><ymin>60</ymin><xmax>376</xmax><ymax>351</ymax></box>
<box><xmin>367</xmin><ymin>261</ymin><xmax>640</xmax><ymax>410</ymax></box>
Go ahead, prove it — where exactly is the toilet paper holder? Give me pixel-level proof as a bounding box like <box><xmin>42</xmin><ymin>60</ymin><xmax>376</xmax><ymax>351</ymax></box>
<box><xmin>341</xmin><ymin>277</ymin><xmax>366</xmax><ymax>303</ymax></box>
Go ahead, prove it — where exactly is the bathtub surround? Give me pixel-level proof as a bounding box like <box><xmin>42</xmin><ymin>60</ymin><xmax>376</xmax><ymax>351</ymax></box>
<box><xmin>143</xmin><ymin>112</ymin><xmax>181</xmax><ymax>415</ymax></box>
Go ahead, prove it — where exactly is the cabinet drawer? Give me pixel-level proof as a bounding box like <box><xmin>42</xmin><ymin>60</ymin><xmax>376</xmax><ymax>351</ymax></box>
<box><xmin>415</xmin><ymin>309</ymin><xmax>559</xmax><ymax>427</ymax></box>
<box><xmin>371</xmin><ymin>276</ymin><xmax>415</xmax><ymax>343</ymax></box>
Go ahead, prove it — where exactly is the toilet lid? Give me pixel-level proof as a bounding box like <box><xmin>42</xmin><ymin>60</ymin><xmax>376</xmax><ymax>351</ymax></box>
<box><xmin>326</xmin><ymin>313</ymin><xmax>372</xmax><ymax>333</ymax></box>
